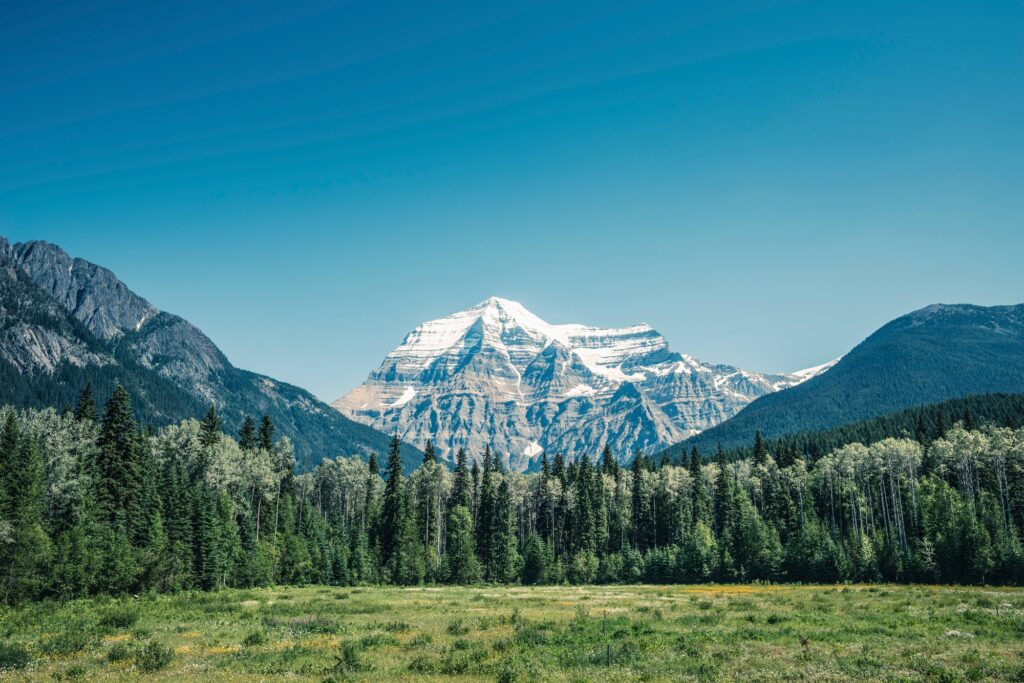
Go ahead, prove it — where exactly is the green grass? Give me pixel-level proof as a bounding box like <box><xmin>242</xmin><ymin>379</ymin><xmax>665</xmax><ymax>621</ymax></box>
<box><xmin>1</xmin><ymin>584</ymin><xmax>1023</xmax><ymax>681</ymax></box>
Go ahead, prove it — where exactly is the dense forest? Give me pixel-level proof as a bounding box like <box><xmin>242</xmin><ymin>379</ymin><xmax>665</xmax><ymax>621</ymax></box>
<box><xmin>665</xmin><ymin>393</ymin><xmax>1024</xmax><ymax>463</ymax></box>
<box><xmin>2</xmin><ymin>385</ymin><xmax>1023</xmax><ymax>603</ymax></box>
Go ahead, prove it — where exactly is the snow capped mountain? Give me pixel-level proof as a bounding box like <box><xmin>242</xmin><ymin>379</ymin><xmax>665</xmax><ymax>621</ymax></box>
<box><xmin>333</xmin><ymin>297</ymin><xmax>833</xmax><ymax>469</ymax></box>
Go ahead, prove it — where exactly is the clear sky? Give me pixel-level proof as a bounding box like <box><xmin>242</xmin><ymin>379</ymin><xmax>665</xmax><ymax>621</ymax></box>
<box><xmin>1</xmin><ymin>0</ymin><xmax>1021</xmax><ymax>401</ymax></box>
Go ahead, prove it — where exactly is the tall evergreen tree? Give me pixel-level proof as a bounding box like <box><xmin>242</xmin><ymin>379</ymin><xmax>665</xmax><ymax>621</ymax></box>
<box><xmin>690</xmin><ymin>446</ymin><xmax>711</xmax><ymax>526</ymax></box>
<box><xmin>379</xmin><ymin>436</ymin><xmax>404</xmax><ymax>576</ymax></box>
<box><xmin>238</xmin><ymin>416</ymin><xmax>257</xmax><ymax>451</ymax></box>
<box><xmin>258</xmin><ymin>415</ymin><xmax>275</xmax><ymax>451</ymax></box>
<box><xmin>200</xmin><ymin>405</ymin><xmax>221</xmax><ymax>447</ymax></box>
<box><xmin>74</xmin><ymin>384</ymin><xmax>98</xmax><ymax>422</ymax></box>
<box><xmin>713</xmin><ymin>446</ymin><xmax>734</xmax><ymax>537</ymax></box>
<box><xmin>422</xmin><ymin>439</ymin><xmax>437</xmax><ymax>465</ymax></box>
<box><xmin>752</xmin><ymin>431</ymin><xmax>768</xmax><ymax>466</ymax></box>
<box><xmin>1</xmin><ymin>432</ymin><xmax>51</xmax><ymax>601</ymax></box>
<box><xmin>450</xmin><ymin>448</ymin><xmax>472</xmax><ymax>511</ymax></box>
<box><xmin>96</xmin><ymin>386</ymin><xmax>143</xmax><ymax>532</ymax></box>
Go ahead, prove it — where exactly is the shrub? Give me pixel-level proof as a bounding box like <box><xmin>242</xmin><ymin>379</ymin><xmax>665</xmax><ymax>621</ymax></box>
<box><xmin>99</xmin><ymin>608</ymin><xmax>139</xmax><ymax>629</ymax></box>
<box><xmin>40</xmin><ymin>631</ymin><xmax>93</xmax><ymax>656</ymax></box>
<box><xmin>446</xmin><ymin>618</ymin><xmax>470</xmax><ymax>636</ymax></box>
<box><xmin>331</xmin><ymin>642</ymin><xmax>367</xmax><ymax>675</ymax></box>
<box><xmin>242</xmin><ymin>630</ymin><xmax>267</xmax><ymax>647</ymax></box>
<box><xmin>106</xmin><ymin>641</ymin><xmax>135</xmax><ymax>662</ymax></box>
<box><xmin>136</xmin><ymin>641</ymin><xmax>173</xmax><ymax>673</ymax></box>
<box><xmin>409</xmin><ymin>633</ymin><xmax>433</xmax><ymax>647</ymax></box>
<box><xmin>0</xmin><ymin>641</ymin><xmax>30</xmax><ymax>670</ymax></box>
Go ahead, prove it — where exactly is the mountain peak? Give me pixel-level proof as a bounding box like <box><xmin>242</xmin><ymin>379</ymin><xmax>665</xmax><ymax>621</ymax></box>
<box><xmin>334</xmin><ymin>298</ymin><xmax>828</xmax><ymax>467</ymax></box>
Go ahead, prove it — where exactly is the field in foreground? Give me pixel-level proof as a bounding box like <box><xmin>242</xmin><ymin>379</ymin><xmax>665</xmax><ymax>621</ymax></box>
<box><xmin>2</xmin><ymin>584</ymin><xmax>1023</xmax><ymax>681</ymax></box>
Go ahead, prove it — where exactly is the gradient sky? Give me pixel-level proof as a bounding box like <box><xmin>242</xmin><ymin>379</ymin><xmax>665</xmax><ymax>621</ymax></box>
<box><xmin>1</xmin><ymin>0</ymin><xmax>1022</xmax><ymax>401</ymax></box>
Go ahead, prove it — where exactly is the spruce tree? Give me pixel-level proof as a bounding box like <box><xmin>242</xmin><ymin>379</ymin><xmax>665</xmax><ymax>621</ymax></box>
<box><xmin>379</xmin><ymin>436</ymin><xmax>404</xmax><ymax>576</ymax></box>
<box><xmin>422</xmin><ymin>439</ymin><xmax>437</xmax><ymax>465</ymax></box>
<box><xmin>1</xmin><ymin>433</ymin><xmax>51</xmax><ymax>601</ymax></box>
<box><xmin>450</xmin><ymin>448</ymin><xmax>472</xmax><ymax>511</ymax></box>
<box><xmin>74</xmin><ymin>383</ymin><xmax>98</xmax><ymax>422</ymax></box>
<box><xmin>713</xmin><ymin>445</ymin><xmax>734</xmax><ymax>538</ymax></box>
<box><xmin>238</xmin><ymin>416</ymin><xmax>257</xmax><ymax>451</ymax></box>
<box><xmin>258</xmin><ymin>415</ymin><xmax>275</xmax><ymax>451</ymax></box>
<box><xmin>492</xmin><ymin>478</ymin><xmax>521</xmax><ymax>582</ymax></box>
<box><xmin>445</xmin><ymin>504</ymin><xmax>481</xmax><ymax>583</ymax></box>
<box><xmin>690</xmin><ymin>446</ymin><xmax>711</xmax><ymax>526</ymax></box>
<box><xmin>476</xmin><ymin>446</ymin><xmax>496</xmax><ymax>577</ymax></box>
<box><xmin>752</xmin><ymin>431</ymin><xmax>768</xmax><ymax>466</ymax></box>
<box><xmin>96</xmin><ymin>386</ymin><xmax>142</xmax><ymax>531</ymax></box>
<box><xmin>200</xmin><ymin>405</ymin><xmax>221</xmax><ymax>447</ymax></box>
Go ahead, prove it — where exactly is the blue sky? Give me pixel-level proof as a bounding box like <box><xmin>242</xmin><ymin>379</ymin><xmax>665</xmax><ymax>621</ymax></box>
<box><xmin>1</xmin><ymin>0</ymin><xmax>1021</xmax><ymax>401</ymax></box>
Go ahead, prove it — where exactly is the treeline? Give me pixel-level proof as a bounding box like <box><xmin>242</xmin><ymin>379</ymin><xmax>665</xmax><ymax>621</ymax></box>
<box><xmin>667</xmin><ymin>393</ymin><xmax>1024</xmax><ymax>465</ymax></box>
<box><xmin>2</xmin><ymin>386</ymin><xmax>1024</xmax><ymax>602</ymax></box>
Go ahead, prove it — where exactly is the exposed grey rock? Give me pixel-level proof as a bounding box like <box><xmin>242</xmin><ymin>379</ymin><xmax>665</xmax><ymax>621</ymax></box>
<box><xmin>334</xmin><ymin>297</ymin><xmax>834</xmax><ymax>468</ymax></box>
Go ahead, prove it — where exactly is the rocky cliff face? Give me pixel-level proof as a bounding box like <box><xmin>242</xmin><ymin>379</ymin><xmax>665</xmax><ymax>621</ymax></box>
<box><xmin>334</xmin><ymin>297</ymin><xmax>833</xmax><ymax>468</ymax></box>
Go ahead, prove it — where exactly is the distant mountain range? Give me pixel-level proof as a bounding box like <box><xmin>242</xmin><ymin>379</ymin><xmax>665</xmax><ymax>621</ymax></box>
<box><xmin>0</xmin><ymin>237</ymin><xmax>420</xmax><ymax>471</ymax></box>
<box><xmin>4</xmin><ymin>235</ymin><xmax>1020</xmax><ymax>472</ymax></box>
<box><xmin>682</xmin><ymin>303</ymin><xmax>1024</xmax><ymax>452</ymax></box>
<box><xmin>333</xmin><ymin>297</ymin><xmax>833</xmax><ymax>468</ymax></box>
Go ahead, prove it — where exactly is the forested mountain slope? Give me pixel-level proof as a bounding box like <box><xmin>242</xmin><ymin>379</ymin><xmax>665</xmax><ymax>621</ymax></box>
<box><xmin>0</xmin><ymin>236</ymin><xmax>419</xmax><ymax>470</ymax></box>
<box><xmin>681</xmin><ymin>304</ymin><xmax>1024</xmax><ymax>452</ymax></box>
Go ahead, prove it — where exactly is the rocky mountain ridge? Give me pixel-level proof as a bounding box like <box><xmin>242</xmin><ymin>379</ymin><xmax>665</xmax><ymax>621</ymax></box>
<box><xmin>334</xmin><ymin>297</ymin><xmax>834</xmax><ymax>468</ymax></box>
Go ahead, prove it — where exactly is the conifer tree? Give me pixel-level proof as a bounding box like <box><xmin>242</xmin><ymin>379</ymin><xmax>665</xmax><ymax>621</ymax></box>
<box><xmin>492</xmin><ymin>478</ymin><xmax>521</xmax><ymax>582</ymax></box>
<box><xmin>96</xmin><ymin>386</ymin><xmax>143</xmax><ymax>531</ymax></box>
<box><xmin>238</xmin><ymin>416</ymin><xmax>257</xmax><ymax>451</ymax></box>
<box><xmin>450</xmin><ymin>448</ymin><xmax>472</xmax><ymax>511</ymax></box>
<box><xmin>200</xmin><ymin>405</ymin><xmax>221</xmax><ymax>448</ymax></box>
<box><xmin>752</xmin><ymin>431</ymin><xmax>768</xmax><ymax>466</ymax></box>
<box><xmin>601</xmin><ymin>445</ymin><xmax>619</xmax><ymax>477</ymax></box>
<box><xmin>575</xmin><ymin>455</ymin><xmax>596</xmax><ymax>553</ymax></box>
<box><xmin>476</xmin><ymin>446</ymin><xmax>496</xmax><ymax>577</ymax></box>
<box><xmin>690</xmin><ymin>446</ymin><xmax>711</xmax><ymax>526</ymax></box>
<box><xmin>713</xmin><ymin>445</ymin><xmax>734</xmax><ymax>537</ymax></box>
<box><xmin>258</xmin><ymin>415</ymin><xmax>275</xmax><ymax>451</ymax></box>
<box><xmin>444</xmin><ymin>504</ymin><xmax>481</xmax><ymax>583</ymax></box>
<box><xmin>1</xmin><ymin>433</ymin><xmax>51</xmax><ymax>601</ymax></box>
<box><xmin>422</xmin><ymin>439</ymin><xmax>437</xmax><ymax>465</ymax></box>
<box><xmin>74</xmin><ymin>383</ymin><xmax>98</xmax><ymax>422</ymax></box>
<box><xmin>379</xmin><ymin>436</ymin><xmax>404</xmax><ymax>575</ymax></box>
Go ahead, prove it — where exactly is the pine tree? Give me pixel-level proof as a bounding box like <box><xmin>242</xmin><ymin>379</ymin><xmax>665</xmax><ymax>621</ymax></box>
<box><xmin>713</xmin><ymin>446</ymin><xmax>733</xmax><ymax>538</ymax></box>
<box><xmin>1</xmin><ymin>433</ymin><xmax>51</xmax><ymax>601</ymax></box>
<box><xmin>450</xmin><ymin>448</ymin><xmax>472</xmax><ymax>511</ymax></box>
<box><xmin>575</xmin><ymin>455</ymin><xmax>596</xmax><ymax>553</ymax></box>
<box><xmin>200</xmin><ymin>405</ymin><xmax>221</xmax><ymax>448</ymax></box>
<box><xmin>238</xmin><ymin>416</ymin><xmax>257</xmax><ymax>451</ymax></box>
<box><xmin>422</xmin><ymin>439</ymin><xmax>437</xmax><ymax>466</ymax></box>
<box><xmin>752</xmin><ymin>431</ymin><xmax>768</xmax><ymax>466</ymax></box>
<box><xmin>379</xmin><ymin>436</ymin><xmax>404</xmax><ymax>576</ymax></box>
<box><xmin>96</xmin><ymin>386</ymin><xmax>143</xmax><ymax>532</ymax></box>
<box><xmin>445</xmin><ymin>505</ymin><xmax>481</xmax><ymax>583</ymax></box>
<box><xmin>690</xmin><ymin>446</ymin><xmax>711</xmax><ymax>526</ymax></box>
<box><xmin>492</xmin><ymin>478</ymin><xmax>521</xmax><ymax>582</ymax></box>
<box><xmin>258</xmin><ymin>415</ymin><xmax>275</xmax><ymax>451</ymax></box>
<box><xmin>476</xmin><ymin>446</ymin><xmax>496</xmax><ymax>578</ymax></box>
<box><xmin>74</xmin><ymin>383</ymin><xmax>98</xmax><ymax>422</ymax></box>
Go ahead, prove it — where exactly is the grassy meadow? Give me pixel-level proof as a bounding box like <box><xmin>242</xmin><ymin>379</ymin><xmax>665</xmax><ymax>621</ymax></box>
<box><xmin>1</xmin><ymin>584</ymin><xmax>1023</xmax><ymax>681</ymax></box>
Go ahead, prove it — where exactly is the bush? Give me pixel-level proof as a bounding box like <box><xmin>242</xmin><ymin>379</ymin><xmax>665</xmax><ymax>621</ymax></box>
<box><xmin>331</xmin><ymin>642</ymin><xmax>367</xmax><ymax>675</ymax></box>
<box><xmin>40</xmin><ymin>631</ymin><xmax>93</xmax><ymax>656</ymax></box>
<box><xmin>99</xmin><ymin>608</ymin><xmax>139</xmax><ymax>629</ymax></box>
<box><xmin>446</xmin><ymin>618</ymin><xmax>470</xmax><ymax>636</ymax></box>
<box><xmin>0</xmin><ymin>641</ymin><xmax>31</xmax><ymax>670</ymax></box>
<box><xmin>242</xmin><ymin>630</ymin><xmax>266</xmax><ymax>647</ymax></box>
<box><xmin>106</xmin><ymin>641</ymin><xmax>135</xmax><ymax>662</ymax></box>
<box><xmin>136</xmin><ymin>641</ymin><xmax>173</xmax><ymax>673</ymax></box>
